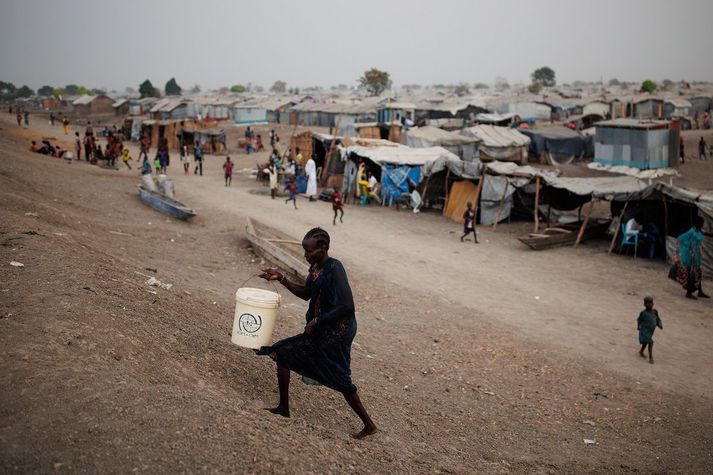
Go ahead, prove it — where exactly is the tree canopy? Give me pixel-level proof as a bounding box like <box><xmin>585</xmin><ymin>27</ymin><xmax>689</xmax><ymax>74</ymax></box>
<box><xmin>230</xmin><ymin>84</ymin><xmax>247</xmax><ymax>93</ymax></box>
<box><xmin>38</xmin><ymin>85</ymin><xmax>54</xmax><ymax>97</ymax></box>
<box><xmin>165</xmin><ymin>77</ymin><xmax>182</xmax><ymax>96</ymax></box>
<box><xmin>16</xmin><ymin>85</ymin><xmax>34</xmax><ymax>98</ymax></box>
<box><xmin>531</xmin><ymin>67</ymin><xmax>556</xmax><ymax>87</ymax></box>
<box><xmin>527</xmin><ymin>82</ymin><xmax>543</xmax><ymax>94</ymax></box>
<box><xmin>139</xmin><ymin>79</ymin><xmax>160</xmax><ymax>98</ymax></box>
<box><xmin>64</xmin><ymin>84</ymin><xmax>80</xmax><ymax>95</ymax></box>
<box><xmin>640</xmin><ymin>80</ymin><xmax>657</xmax><ymax>93</ymax></box>
<box><xmin>359</xmin><ymin>68</ymin><xmax>391</xmax><ymax>96</ymax></box>
<box><xmin>270</xmin><ymin>80</ymin><xmax>287</xmax><ymax>93</ymax></box>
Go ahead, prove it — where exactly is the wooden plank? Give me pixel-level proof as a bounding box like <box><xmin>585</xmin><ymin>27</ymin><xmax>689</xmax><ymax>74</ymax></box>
<box><xmin>245</xmin><ymin>218</ymin><xmax>309</xmax><ymax>279</ymax></box>
<box><xmin>574</xmin><ymin>200</ymin><xmax>595</xmax><ymax>247</ymax></box>
<box><xmin>607</xmin><ymin>201</ymin><xmax>629</xmax><ymax>254</ymax></box>
<box><xmin>533</xmin><ymin>175</ymin><xmax>541</xmax><ymax>232</ymax></box>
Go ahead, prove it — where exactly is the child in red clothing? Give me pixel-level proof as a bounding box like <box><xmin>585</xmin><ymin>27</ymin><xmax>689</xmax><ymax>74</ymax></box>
<box><xmin>331</xmin><ymin>189</ymin><xmax>344</xmax><ymax>225</ymax></box>
<box><xmin>285</xmin><ymin>178</ymin><xmax>298</xmax><ymax>209</ymax></box>
<box><xmin>223</xmin><ymin>156</ymin><xmax>234</xmax><ymax>187</ymax></box>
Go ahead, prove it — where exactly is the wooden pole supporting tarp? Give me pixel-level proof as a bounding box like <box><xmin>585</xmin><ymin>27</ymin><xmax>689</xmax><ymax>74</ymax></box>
<box><xmin>608</xmin><ymin>201</ymin><xmax>629</xmax><ymax>254</ymax></box>
<box><xmin>575</xmin><ymin>200</ymin><xmax>595</xmax><ymax>247</ymax></box>
<box><xmin>533</xmin><ymin>175</ymin><xmax>541</xmax><ymax>232</ymax></box>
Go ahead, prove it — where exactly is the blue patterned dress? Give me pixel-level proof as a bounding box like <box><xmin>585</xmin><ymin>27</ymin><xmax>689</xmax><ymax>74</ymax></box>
<box><xmin>259</xmin><ymin>258</ymin><xmax>358</xmax><ymax>395</ymax></box>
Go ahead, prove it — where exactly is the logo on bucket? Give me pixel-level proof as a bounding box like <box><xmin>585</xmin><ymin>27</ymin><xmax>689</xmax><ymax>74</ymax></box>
<box><xmin>238</xmin><ymin>312</ymin><xmax>262</xmax><ymax>334</ymax></box>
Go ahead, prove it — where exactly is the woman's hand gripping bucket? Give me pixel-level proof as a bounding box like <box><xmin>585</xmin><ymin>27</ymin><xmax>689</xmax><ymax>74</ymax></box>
<box><xmin>231</xmin><ymin>275</ymin><xmax>281</xmax><ymax>349</ymax></box>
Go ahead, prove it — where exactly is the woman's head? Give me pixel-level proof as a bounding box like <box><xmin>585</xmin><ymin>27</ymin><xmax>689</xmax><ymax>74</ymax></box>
<box><xmin>644</xmin><ymin>296</ymin><xmax>654</xmax><ymax>310</ymax></box>
<box><xmin>302</xmin><ymin>227</ymin><xmax>330</xmax><ymax>266</ymax></box>
<box><xmin>694</xmin><ymin>216</ymin><xmax>705</xmax><ymax>230</ymax></box>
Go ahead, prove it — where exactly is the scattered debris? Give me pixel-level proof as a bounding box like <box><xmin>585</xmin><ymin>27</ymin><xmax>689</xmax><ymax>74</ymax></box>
<box><xmin>593</xmin><ymin>392</ymin><xmax>609</xmax><ymax>399</ymax></box>
<box><xmin>22</xmin><ymin>230</ymin><xmax>39</xmax><ymax>235</ymax></box>
<box><xmin>583</xmin><ymin>439</ymin><xmax>596</xmax><ymax>445</ymax></box>
<box><xmin>482</xmin><ymin>391</ymin><xmax>496</xmax><ymax>396</ymax></box>
<box><xmin>10</xmin><ymin>261</ymin><xmax>24</xmax><ymax>267</ymax></box>
<box><xmin>582</xmin><ymin>420</ymin><xmax>596</xmax><ymax>427</ymax></box>
<box><xmin>145</xmin><ymin>277</ymin><xmax>172</xmax><ymax>290</ymax></box>
<box><xmin>82</xmin><ymin>287</ymin><xmax>96</xmax><ymax>293</ymax></box>
<box><xmin>145</xmin><ymin>267</ymin><xmax>157</xmax><ymax>273</ymax></box>
<box><xmin>109</xmin><ymin>230</ymin><xmax>133</xmax><ymax>237</ymax></box>
<box><xmin>24</xmin><ymin>212</ymin><xmax>39</xmax><ymax>217</ymax></box>
<box><xmin>183</xmin><ymin>290</ymin><xmax>191</xmax><ymax>296</ymax></box>
<box><xmin>147</xmin><ymin>290</ymin><xmax>157</xmax><ymax>295</ymax></box>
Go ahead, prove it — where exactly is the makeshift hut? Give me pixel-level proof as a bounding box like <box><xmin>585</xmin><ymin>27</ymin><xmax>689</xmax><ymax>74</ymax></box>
<box><xmin>610</xmin><ymin>183</ymin><xmax>713</xmax><ymax>272</ymax></box>
<box><xmin>631</xmin><ymin>97</ymin><xmax>664</xmax><ymax>119</ymax></box>
<box><xmin>414</xmin><ymin>100</ymin><xmax>489</xmax><ymax>122</ymax></box>
<box><xmin>72</xmin><ymin>94</ymin><xmax>115</xmax><ymax>115</ymax></box>
<box><xmin>177</xmin><ymin>127</ymin><xmax>227</xmax><ymax>154</ymax></box>
<box><xmin>343</xmin><ymin>144</ymin><xmax>476</xmax><ymax>211</ymax></box>
<box><xmin>689</xmin><ymin>96</ymin><xmax>712</xmax><ymax>116</ymax></box>
<box><xmin>112</xmin><ymin>99</ymin><xmax>130</xmax><ymax>116</ymax></box>
<box><xmin>496</xmin><ymin>101</ymin><xmax>551</xmax><ymax>122</ymax></box>
<box><xmin>403</xmin><ymin>125</ymin><xmax>480</xmax><ymax>162</ymax></box>
<box><xmin>519</xmin><ymin>126</ymin><xmax>593</xmax><ymax>165</ymax></box>
<box><xmin>662</xmin><ymin>98</ymin><xmax>691</xmax><ymax>119</ymax></box>
<box><xmin>594</xmin><ymin>119</ymin><xmax>679</xmax><ymax>170</ymax></box>
<box><xmin>461</xmin><ymin>125</ymin><xmax>530</xmax><ymax>163</ymax></box>
<box><xmin>474</xmin><ymin>112</ymin><xmax>520</xmax><ymax>126</ymax></box>
<box><xmin>150</xmin><ymin>98</ymin><xmax>194</xmax><ymax>120</ymax></box>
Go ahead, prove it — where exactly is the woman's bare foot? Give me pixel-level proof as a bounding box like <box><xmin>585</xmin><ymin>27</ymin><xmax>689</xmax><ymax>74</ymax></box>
<box><xmin>639</xmin><ymin>350</ymin><xmax>645</xmax><ymax>358</ymax></box>
<box><xmin>265</xmin><ymin>406</ymin><xmax>290</xmax><ymax>418</ymax></box>
<box><xmin>649</xmin><ymin>357</ymin><xmax>654</xmax><ymax>364</ymax></box>
<box><xmin>351</xmin><ymin>424</ymin><xmax>377</xmax><ymax>439</ymax></box>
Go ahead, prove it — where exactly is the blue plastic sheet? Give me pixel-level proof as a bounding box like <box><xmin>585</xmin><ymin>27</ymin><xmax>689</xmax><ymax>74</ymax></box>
<box><xmin>381</xmin><ymin>165</ymin><xmax>421</xmax><ymax>202</ymax></box>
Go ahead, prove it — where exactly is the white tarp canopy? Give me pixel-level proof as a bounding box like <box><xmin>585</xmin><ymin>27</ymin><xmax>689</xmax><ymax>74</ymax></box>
<box><xmin>475</xmin><ymin>112</ymin><xmax>520</xmax><ymax>123</ymax></box>
<box><xmin>462</xmin><ymin>125</ymin><xmax>530</xmax><ymax>148</ymax></box>
<box><xmin>587</xmin><ymin>162</ymin><xmax>680</xmax><ymax>180</ymax></box>
<box><xmin>484</xmin><ymin>161</ymin><xmax>560</xmax><ymax>180</ymax></box>
<box><xmin>347</xmin><ymin>144</ymin><xmax>478</xmax><ymax>178</ymax></box>
<box><xmin>404</xmin><ymin>126</ymin><xmax>479</xmax><ymax>148</ymax></box>
<box><xmin>545</xmin><ymin>176</ymin><xmax>647</xmax><ymax>198</ymax></box>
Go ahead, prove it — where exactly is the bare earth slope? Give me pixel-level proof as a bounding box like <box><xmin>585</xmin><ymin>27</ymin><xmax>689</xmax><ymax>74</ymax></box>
<box><xmin>1</xmin><ymin>117</ymin><xmax>712</xmax><ymax>473</ymax></box>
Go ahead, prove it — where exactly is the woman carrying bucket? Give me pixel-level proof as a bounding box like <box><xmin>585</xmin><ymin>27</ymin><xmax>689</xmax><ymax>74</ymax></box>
<box><xmin>258</xmin><ymin>227</ymin><xmax>377</xmax><ymax>439</ymax></box>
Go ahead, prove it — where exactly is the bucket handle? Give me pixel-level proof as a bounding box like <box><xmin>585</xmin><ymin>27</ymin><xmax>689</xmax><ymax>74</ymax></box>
<box><xmin>238</xmin><ymin>273</ymin><xmax>280</xmax><ymax>296</ymax></box>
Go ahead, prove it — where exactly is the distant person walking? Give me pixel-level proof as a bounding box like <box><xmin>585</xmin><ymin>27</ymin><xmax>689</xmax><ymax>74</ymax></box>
<box><xmin>193</xmin><ymin>142</ymin><xmax>203</xmax><ymax>176</ymax></box>
<box><xmin>83</xmin><ymin>135</ymin><xmax>93</xmax><ymax>162</ymax></box>
<box><xmin>637</xmin><ymin>296</ymin><xmax>662</xmax><ymax>364</ymax></box>
<box><xmin>62</xmin><ymin>115</ymin><xmax>70</xmax><ymax>135</ymax></box>
<box><xmin>460</xmin><ymin>202</ymin><xmax>478</xmax><ymax>243</ymax></box>
<box><xmin>23</xmin><ymin>110</ymin><xmax>29</xmax><ymax>127</ymax></box>
<box><xmin>679</xmin><ymin>135</ymin><xmax>685</xmax><ymax>164</ymax></box>
<box><xmin>181</xmin><ymin>142</ymin><xmax>190</xmax><ymax>176</ymax></box>
<box><xmin>74</xmin><ymin>132</ymin><xmax>82</xmax><ymax>160</ymax></box>
<box><xmin>121</xmin><ymin>148</ymin><xmax>133</xmax><ymax>170</ymax></box>
<box><xmin>285</xmin><ymin>177</ymin><xmax>298</xmax><ymax>209</ymax></box>
<box><xmin>305</xmin><ymin>154</ymin><xmax>317</xmax><ymax>201</ymax></box>
<box><xmin>85</xmin><ymin>121</ymin><xmax>93</xmax><ymax>137</ymax></box>
<box><xmin>16</xmin><ymin>110</ymin><xmax>22</xmax><ymax>127</ymax></box>
<box><xmin>699</xmin><ymin>137</ymin><xmax>708</xmax><ymax>160</ymax></box>
<box><xmin>49</xmin><ymin>112</ymin><xmax>55</xmax><ymax>126</ymax></box>
<box><xmin>671</xmin><ymin>216</ymin><xmax>711</xmax><ymax>299</ymax></box>
<box><xmin>267</xmin><ymin>164</ymin><xmax>278</xmax><ymax>199</ymax></box>
<box><xmin>331</xmin><ymin>189</ymin><xmax>344</xmax><ymax>225</ymax></box>
<box><xmin>223</xmin><ymin>156</ymin><xmax>234</xmax><ymax>186</ymax></box>
<box><xmin>139</xmin><ymin>133</ymin><xmax>150</xmax><ymax>160</ymax></box>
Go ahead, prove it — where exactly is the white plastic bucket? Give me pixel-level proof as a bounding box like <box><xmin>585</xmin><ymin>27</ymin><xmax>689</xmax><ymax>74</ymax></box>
<box><xmin>231</xmin><ymin>287</ymin><xmax>281</xmax><ymax>349</ymax></box>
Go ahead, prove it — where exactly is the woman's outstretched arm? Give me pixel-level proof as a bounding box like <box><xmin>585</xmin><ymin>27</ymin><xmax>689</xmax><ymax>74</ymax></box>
<box><xmin>260</xmin><ymin>268</ymin><xmax>310</xmax><ymax>300</ymax></box>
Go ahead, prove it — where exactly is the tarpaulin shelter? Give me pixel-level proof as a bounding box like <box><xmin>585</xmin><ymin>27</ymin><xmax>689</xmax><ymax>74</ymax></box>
<box><xmin>404</xmin><ymin>126</ymin><xmax>480</xmax><ymax>162</ymax></box>
<box><xmin>461</xmin><ymin>125</ymin><xmax>530</xmax><ymax>163</ymax></box>
<box><xmin>610</xmin><ymin>183</ymin><xmax>713</xmax><ymax>273</ymax></box>
<box><xmin>594</xmin><ymin>119</ymin><xmax>679</xmax><ymax>170</ymax></box>
<box><xmin>343</xmin><ymin>144</ymin><xmax>469</xmax><ymax>205</ymax></box>
<box><xmin>519</xmin><ymin>126</ymin><xmax>593</xmax><ymax>165</ymax></box>
<box><xmin>474</xmin><ymin>112</ymin><xmax>520</xmax><ymax>126</ymax></box>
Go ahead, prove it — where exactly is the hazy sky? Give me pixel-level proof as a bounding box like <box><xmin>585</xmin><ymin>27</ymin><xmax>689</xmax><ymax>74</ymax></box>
<box><xmin>1</xmin><ymin>0</ymin><xmax>711</xmax><ymax>92</ymax></box>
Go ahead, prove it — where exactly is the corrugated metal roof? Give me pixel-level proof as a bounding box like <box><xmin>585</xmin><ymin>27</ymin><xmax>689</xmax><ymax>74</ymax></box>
<box><xmin>596</xmin><ymin>118</ymin><xmax>671</xmax><ymax>129</ymax></box>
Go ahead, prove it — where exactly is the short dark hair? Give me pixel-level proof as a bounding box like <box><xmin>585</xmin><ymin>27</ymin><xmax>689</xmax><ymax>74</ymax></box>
<box><xmin>304</xmin><ymin>227</ymin><xmax>330</xmax><ymax>250</ymax></box>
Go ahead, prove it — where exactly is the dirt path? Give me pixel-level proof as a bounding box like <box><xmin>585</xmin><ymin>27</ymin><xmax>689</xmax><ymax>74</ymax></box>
<box><xmin>1</xmin><ymin>115</ymin><xmax>712</xmax><ymax>473</ymax></box>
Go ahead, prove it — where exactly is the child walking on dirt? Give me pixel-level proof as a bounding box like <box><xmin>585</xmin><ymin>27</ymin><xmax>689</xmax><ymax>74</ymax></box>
<box><xmin>121</xmin><ymin>148</ymin><xmax>133</xmax><ymax>170</ymax></box>
<box><xmin>637</xmin><ymin>296</ymin><xmax>662</xmax><ymax>364</ymax></box>
<box><xmin>285</xmin><ymin>177</ymin><xmax>298</xmax><ymax>209</ymax></box>
<box><xmin>223</xmin><ymin>156</ymin><xmax>234</xmax><ymax>187</ymax></box>
<box><xmin>332</xmin><ymin>189</ymin><xmax>344</xmax><ymax>225</ymax></box>
<box><xmin>460</xmin><ymin>202</ymin><xmax>478</xmax><ymax>243</ymax></box>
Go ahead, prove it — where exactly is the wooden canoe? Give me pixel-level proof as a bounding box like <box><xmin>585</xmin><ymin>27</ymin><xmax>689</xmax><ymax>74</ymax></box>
<box><xmin>518</xmin><ymin>219</ymin><xmax>610</xmax><ymax>250</ymax></box>
<box><xmin>137</xmin><ymin>186</ymin><xmax>196</xmax><ymax>220</ymax></box>
<box><xmin>245</xmin><ymin>217</ymin><xmax>309</xmax><ymax>279</ymax></box>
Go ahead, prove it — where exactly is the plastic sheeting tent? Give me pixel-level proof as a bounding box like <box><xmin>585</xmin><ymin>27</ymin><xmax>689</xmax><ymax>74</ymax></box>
<box><xmin>461</xmin><ymin>125</ymin><xmax>530</xmax><ymax>163</ymax></box>
<box><xmin>519</xmin><ymin>127</ymin><xmax>593</xmax><ymax>165</ymax></box>
<box><xmin>403</xmin><ymin>126</ymin><xmax>479</xmax><ymax>162</ymax></box>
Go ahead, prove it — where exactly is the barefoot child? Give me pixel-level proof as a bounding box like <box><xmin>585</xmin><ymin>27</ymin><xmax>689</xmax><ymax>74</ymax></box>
<box><xmin>460</xmin><ymin>202</ymin><xmax>478</xmax><ymax>243</ymax></box>
<box><xmin>121</xmin><ymin>148</ymin><xmax>133</xmax><ymax>170</ymax></box>
<box><xmin>285</xmin><ymin>177</ymin><xmax>298</xmax><ymax>209</ymax></box>
<box><xmin>223</xmin><ymin>156</ymin><xmax>234</xmax><ymax>187</ymax></box>
<box><xmin>332</xmin><ymin>189</ymin><xmax>344</xmax><ymax>225</ymax></box>
<box><xmin>637</xmin><ymin>296</ymin><xmax>662</xmax><ymax>364</ymax></box>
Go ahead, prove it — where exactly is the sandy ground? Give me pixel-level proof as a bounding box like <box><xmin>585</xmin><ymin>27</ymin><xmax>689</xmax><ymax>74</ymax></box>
<box><xmin>1</xmin><ymin>114</ymin><xmax>713</xmax><ymax>473</ymax></box>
